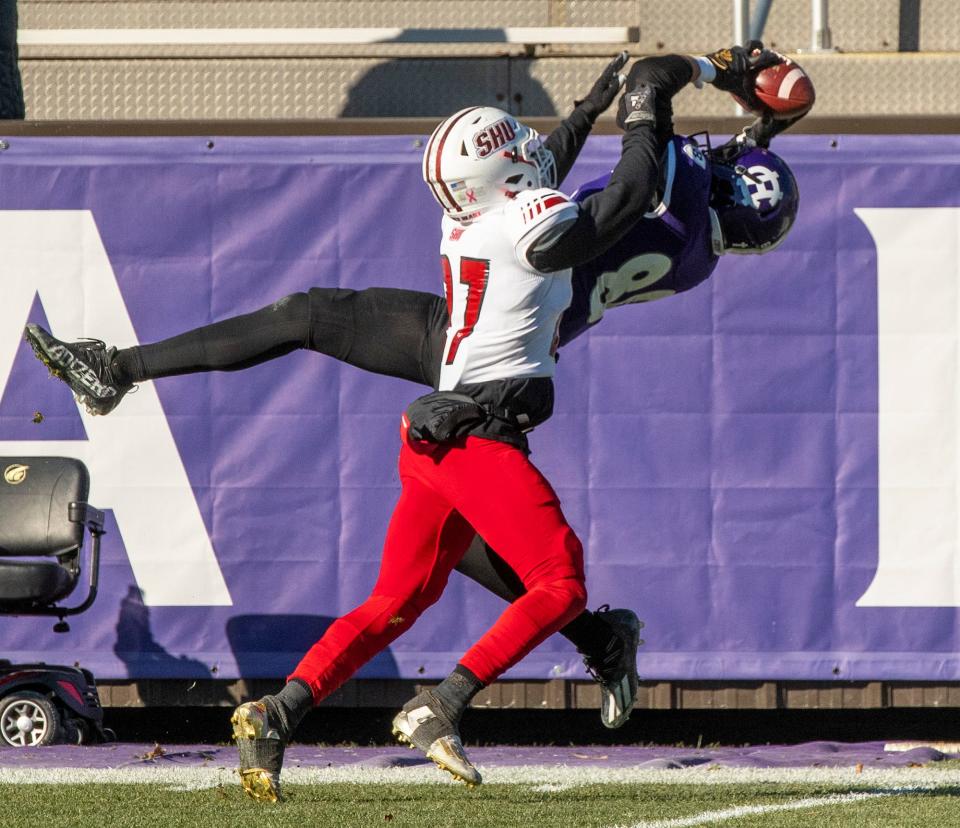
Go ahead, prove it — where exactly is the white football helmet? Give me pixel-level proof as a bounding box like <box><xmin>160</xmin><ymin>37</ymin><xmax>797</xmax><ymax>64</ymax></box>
<box><xmin>422</xmin><ymin>106</ymin><xmax>557</xmax><ymax>222</ymax></box>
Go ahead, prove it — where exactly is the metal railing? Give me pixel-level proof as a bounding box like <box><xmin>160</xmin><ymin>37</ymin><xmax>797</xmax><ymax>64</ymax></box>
<box><xmin>17</xmin><ymin>26</ymin><xmax>640</xmax><ymax>47</ymax></box>
<box><xmin>734</xmin><ymin>0</ymin><xmax>835</xmax><ymax>52</ymax></box>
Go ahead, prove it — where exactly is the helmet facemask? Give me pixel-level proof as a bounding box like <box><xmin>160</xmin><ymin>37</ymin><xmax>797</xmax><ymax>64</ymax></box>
<box><xmin>514</xmin><ymin>132</ymin><xmax>557</xmax><ymax>191</ymax></box>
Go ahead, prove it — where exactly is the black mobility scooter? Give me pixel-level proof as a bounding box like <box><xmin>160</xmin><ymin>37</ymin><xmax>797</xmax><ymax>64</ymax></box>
<box><xmin>0</xmin><ymin>456</ymin><xmax>112</xmax><ymax>746</ymax></box>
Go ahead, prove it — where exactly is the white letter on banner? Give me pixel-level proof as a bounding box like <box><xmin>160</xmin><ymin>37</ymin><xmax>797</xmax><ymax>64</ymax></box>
<box><xmin>0</xmin><ymin>211</ymin><xmax>231</xmax><ymax>606</ymax></box>
<box><xmin>856</xmin><ymin>208</ymin><xmax>960</xmax><ymax>606</ymax></box>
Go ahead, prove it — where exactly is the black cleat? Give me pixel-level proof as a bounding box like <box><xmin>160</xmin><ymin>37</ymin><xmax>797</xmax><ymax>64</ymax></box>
<box><xmin>583</xmin><ymin>606</ymin><xmax>644</xmax><ymax>729</ymax></box>
<box><xmin>391</xmin><ymin>689</ymin><xmax>481</xmax><ymax>786</ymax></box>
<box><xmin>24</xmin><ymin>323</ymin><xmax>132</xmax><ymax>416</ymax></box>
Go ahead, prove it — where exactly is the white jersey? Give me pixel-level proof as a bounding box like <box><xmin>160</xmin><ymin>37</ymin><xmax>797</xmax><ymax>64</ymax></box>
<box><xmin>437</xmin><ymin>188</ymin><xmax>579</xmax><ymax>390</ymax></box>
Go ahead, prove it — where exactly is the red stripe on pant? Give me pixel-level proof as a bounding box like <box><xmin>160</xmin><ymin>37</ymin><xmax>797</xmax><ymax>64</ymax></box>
<box><xmin>289</xmin><ymin>431</ymin><xmax>587</xmax><ymax>701</ymax></box>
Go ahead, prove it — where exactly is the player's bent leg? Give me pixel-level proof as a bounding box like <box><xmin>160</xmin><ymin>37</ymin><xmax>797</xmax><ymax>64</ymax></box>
<box><xmin>290</xmin><ymin>476</ymin><xmax>481</xmax><ymax>784</ymax></box>
<box><xmin>290</xmin><ymin>484</ymin><xmax>471</xmax><ymax>696</ymax></box>
<box><xmin>24</xmin><ymin>323</ymin><xmax>133</xmax><ymax>415</ymax></box>
<box><xmin>458</xmin><ymin>573</ymin><xmax>587</xmax><ymax>685</ymax></box>
<box><xmin>400</xmin><ymin>436</ymin><xmax>590</xmax><ymax>681</ymax></box>
<box><xmin>287</xmin><ymin>589</ymin><xmax>484</xmax><ymax>786</ymax></box>
<box><xmin>389</xmin><ymin>549</ymin><xmax>584</xmax><ymax>786</ymax></box>
<box><xmin>453</xmin><ymin>513</ymin><xmax>645</xmax><ymax>729</ymax></box>
<box><xmin>288</xmin><ymin>593</ymin><xmax>423</xmax><ymax>704</ymax></box>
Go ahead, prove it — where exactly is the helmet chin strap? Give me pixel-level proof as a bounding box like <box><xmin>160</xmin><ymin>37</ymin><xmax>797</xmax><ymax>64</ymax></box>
<box><xmin>707</xmin><ymin>207</ymin><xmax>727</xmax><ymax>256</ymax></box>
<box><xmin>735</xmin><ymin>165</ymin><xmax>764</xmax><ymax>186</ymax></box>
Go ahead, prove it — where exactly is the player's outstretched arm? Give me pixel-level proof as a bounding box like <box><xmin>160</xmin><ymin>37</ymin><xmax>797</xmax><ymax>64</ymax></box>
<box><xmin>528</xmin><ymin>56</ymin><xmax>696</xmax><ymax>273</ymax></box>
<box><xmin>544</xmin><ymin>51</ymin><xmax>628</xmax><ymax>187</ymax></box>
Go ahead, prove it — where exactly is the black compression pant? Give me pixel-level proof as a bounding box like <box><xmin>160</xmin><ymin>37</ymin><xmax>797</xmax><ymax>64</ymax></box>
<box><xmin>121</xmin><ymin>288</ymin><xmax>614</xmax><ymax>659</ymax></box>
<box><xmin>130</xmin><ymin>287</ymin><xmax>448</xmax><ymax>388</ymax></box>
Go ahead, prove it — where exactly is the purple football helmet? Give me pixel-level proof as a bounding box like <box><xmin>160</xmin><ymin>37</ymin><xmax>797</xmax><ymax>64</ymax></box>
<box><xmin>708</xmin><ymin>146</ymin><xmax>798</xmax><ymax>254</ymax></box>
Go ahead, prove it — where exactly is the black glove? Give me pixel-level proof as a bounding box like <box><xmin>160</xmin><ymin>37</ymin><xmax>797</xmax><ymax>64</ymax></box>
<box><xmin>710</xmin><ymin>109</ymin><xmax>806</xmax><ymax>164</ymax></box>
<box><xmin>575</xmin><ymin>51</ymin><xmax>629</xmax><ymax>119</ymax></box>
<box><xmin>743</xmin><ymin>111</ymin><xmax>806</xmax><ymax>147</ymax></box>
<box><xmin>705</xmin><ymin>40</ymin><xmax>780</xmax><ymax>94</ymax></box>
<box><xmin>616</xmin><ymin>83</ymin><xmax>657</xmax><ymax>131</ymax></box>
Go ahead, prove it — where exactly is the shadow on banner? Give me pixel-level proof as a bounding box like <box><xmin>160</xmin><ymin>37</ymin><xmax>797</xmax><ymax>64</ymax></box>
<box><xmin>226</xmin><ymin>615</ymin><xmax>402</xmax><ymax>679</ymax></box>
<box><xmin>113</xmin><ymin>585</ymin><xmax>220</xmax><ymax>680</ymax></box>
<box><xmin>113</xmin><ymin>590</ymin><xmax>403</xmax><ymax>683</ymax></box>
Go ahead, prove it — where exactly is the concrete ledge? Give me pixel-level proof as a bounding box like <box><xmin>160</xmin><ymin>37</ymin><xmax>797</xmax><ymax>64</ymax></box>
<box><xmin>1</xmin><ymin>116</ymin><xmax>958</xmax><ymax>136</ymax></box>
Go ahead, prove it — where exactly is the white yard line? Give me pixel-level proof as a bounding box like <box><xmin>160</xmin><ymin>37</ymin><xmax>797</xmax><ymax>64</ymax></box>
<box><xmin>615</xmin><ymin>790</ymin><xmax>911</xmax><ymax>828</ymax></box>
<box><xmin>1</xmin><ymin>764</ymin><xmax>960</xmax><ymax>791</ymax></box>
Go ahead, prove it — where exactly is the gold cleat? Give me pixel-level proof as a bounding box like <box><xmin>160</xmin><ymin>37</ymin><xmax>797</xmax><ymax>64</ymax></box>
<box><xmin>391</xmin><ymin>703</ymin><xmax>481</xmax><ymax>787</ymax></box>
<box><xmin>231</xmin><ymin>700</ymin><xmax>286</xmax><ymax>803</ymax></box>
<box><xmin>237</xmin><ymin>768</ymin><xmax>281</xmax><ymax>803</ymax></box>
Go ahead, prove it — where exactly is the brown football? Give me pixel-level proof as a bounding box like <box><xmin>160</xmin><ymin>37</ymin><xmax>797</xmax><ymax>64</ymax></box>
<box><xmin>736</xmin><ymin>58</ymin><xmax>816</xmax><ymax>119</ymax></box>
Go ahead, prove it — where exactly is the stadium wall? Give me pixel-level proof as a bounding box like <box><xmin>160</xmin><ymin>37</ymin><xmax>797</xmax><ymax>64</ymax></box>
<box><xmin>12</xmin><ymin>0</ymin><xmax>960</xmax><ymax>120</ymax></box>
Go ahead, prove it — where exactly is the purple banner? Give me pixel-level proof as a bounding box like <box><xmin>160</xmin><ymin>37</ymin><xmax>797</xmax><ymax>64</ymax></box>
<box><xmin>3</xmin><ymin>133</ymin><xmax>960</xmax><ymax>683</ymax></box>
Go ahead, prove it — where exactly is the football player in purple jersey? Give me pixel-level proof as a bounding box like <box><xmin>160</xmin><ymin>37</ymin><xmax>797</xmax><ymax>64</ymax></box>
<box><xmin>24</xmin><ymin>46</ymin><xmax>802</xmax><ymax>738</ymax></box>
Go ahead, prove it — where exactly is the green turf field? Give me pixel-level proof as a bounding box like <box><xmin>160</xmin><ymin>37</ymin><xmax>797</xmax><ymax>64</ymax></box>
<box><xmin>6</xmin><ymin>777</ymin><xmax>960</xmax><ymax>828</ymax></box>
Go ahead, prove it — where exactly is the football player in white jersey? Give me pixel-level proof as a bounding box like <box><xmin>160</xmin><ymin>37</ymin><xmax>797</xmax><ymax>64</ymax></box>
<box><xmin>228</xmin><ymin>52</ymin><xmax>776</xmax><ymax>799</ymax></box>
<box><xmin>251</xmin><ymin>92</ymin><xmax>658</xmax><ymax>793</ymax></box>
<box><xmin>24</xmin><ymin>47</ymin><xmax>780</xmax><ymax>801</ymax></box>
<box><xmin>231</xmin><ymin>60</ymin><xmax>660</xmax><ymax>793</ymax></box>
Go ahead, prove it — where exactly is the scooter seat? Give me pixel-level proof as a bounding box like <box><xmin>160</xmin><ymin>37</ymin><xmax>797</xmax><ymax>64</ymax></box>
<box><xmin>0</xmin><ymin>559</ymin><xmax>76</xmax><ymax>607</ymax></box>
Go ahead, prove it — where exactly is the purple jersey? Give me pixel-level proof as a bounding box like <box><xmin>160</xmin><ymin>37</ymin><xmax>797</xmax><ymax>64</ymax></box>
<box><xmin>559</xmin><ymin>135</ymin><xmax>720</xmax><ymax>346</ymax></box>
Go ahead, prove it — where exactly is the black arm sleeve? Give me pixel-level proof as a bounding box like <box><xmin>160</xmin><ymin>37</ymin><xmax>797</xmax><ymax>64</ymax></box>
<box><xmin>626</xmin><ymin>54</ymin><xmax>695</xmax><ymax>151</ymax></box>
<box><xmin>529</xmin><ymin>56</ymin><xmax>695</xmax><ymax>273</ymax></box>
<box><xmin>528</xmin><ymin>126</ymin><xmax>660</xmax><ymax>272</ymax></box>
<box><xmin>542</xmin><ymin>104</ymin><xmax>596</xmax><ymax>188</ymax></box>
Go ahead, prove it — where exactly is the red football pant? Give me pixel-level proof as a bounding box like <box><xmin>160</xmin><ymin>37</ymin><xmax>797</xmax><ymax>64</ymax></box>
<box><xmin>289</xmin><ymin>430</ymin><xmax>587</xmax><ymax>702</ymax></box>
